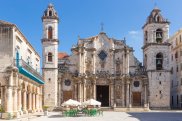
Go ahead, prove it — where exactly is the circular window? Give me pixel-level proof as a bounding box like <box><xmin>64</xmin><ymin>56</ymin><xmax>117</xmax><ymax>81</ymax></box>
<box><xmin>134</xmin><ymin>81</ymin><xmax>140</xmax><ymax>87</ymax></box>
<box><xmin>64</xmin><ymin>79</ymin><xmax>71</xmax><ymax>86</ymax></box>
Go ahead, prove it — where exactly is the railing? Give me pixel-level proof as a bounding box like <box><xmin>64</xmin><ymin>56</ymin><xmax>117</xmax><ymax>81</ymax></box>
<box><xmin>14</xmin><ymin>59</ymin><xmax>43</xmax><ymax>80</ymax></box>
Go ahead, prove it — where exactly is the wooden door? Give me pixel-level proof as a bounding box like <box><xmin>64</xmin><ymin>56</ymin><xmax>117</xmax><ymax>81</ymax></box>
<box><xmin>132</xmin><ymin>92</ymin><xmax>141</xmax><ymax>106</ymax></box>
<box><xmin>63</xmin><ymin>91</ymin><xmax>72</xmax><ymax>102</ymax></box>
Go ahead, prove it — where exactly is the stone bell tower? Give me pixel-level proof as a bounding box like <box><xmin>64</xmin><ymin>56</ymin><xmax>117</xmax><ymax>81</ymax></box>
<box><xmin>42</xmin><ymin>3</ymin><xmax>59</xmax><ymax>107</ymax></box>
<box><xmin>142</xmin><ymin>7</ymin><xmax>171</xmax><ymax>109</ymax></box>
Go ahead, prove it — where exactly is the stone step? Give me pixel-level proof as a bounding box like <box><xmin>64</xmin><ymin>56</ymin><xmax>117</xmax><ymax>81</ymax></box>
<box><xmin>114</xmin><ymin>107</ymin><xmax>150</xmax><ymax>112</ymax></box>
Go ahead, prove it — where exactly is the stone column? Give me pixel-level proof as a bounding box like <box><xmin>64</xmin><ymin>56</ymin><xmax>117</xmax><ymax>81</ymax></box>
<box><xmin>39</xmin><ymin>94</ymin><xmax>43</xmax><ymax>111</ymax></box>
<box><xmin>32</xmin><ymin>93</ymin><xmax>35</xmax><ymax>111</ymax></box>
<box><xmin>17</xmin><ymin>89</ymin><xmax>22</xmax><ymax>112</ymax></box>
<box><xmin>40</xmin><ymin>86</ymin><xmax>43</xmax><ymax>111</ymax></box>
<box><xmin>13</xmin><ymin>88</ymin><xmax>18</xmax><ymax>112</ymax></box>
<box><xmin>78</xmin><ymin>81</ymin><xmax>82</xmax><ymax>102</ymax></box>
<box><xmin>110</xmin><ymin>80</ymin><xmax>114</xmax><ymax>107</ymax></box>
<box><xmin>129</xmin><ymin>83</ymin><xmax>132</xmax><ymax>108</ymax></box>
<box><xmin>111</xmin><ymin>50</ymin><xmax>115</xmax><ymax>75</ymax></box>
<box><xmin>83</xmin><ymin>80</ymin><xmax>86</xmax><ymax>101</ymax></box>
<box><xmin>121</xmin><ymin>81</ymin><xmax>125</xmax><ymax>107</ymax></box>
<box><xmin>5</xmin><ymin>71</ymin><xmax>13</xmax><ymax>113</ymax></box>
<box><xmin>6</xmin><ymin>86</ymin><xmax>13</xmax><ymax>113</ymax></box>
<box><xmin>35</xmin><ymin>93</ymin><xmax>39</xmax><ymax>111</ymax></box>
<box><xmin>58</xmin><ymin>82</ymin><xmax>61</xmax><ymax>106</ymax></box>
<box><xmin>126</xmin><ymin>50</ymin><xmax>130</xmax><ymax>74</ymax></box>
<box><xmin>122</xmin><ymin>51</ymin><xmax>125</xmax><ymax>74</ymax></box>
<box><xmin>144</xmin><ymin>82</ymin><xmax>148</xmax><ymax>107</ymax></box>
<box><xmin>79</xmin><ymin>50</ymin><xmax>82</xmax><ymax>74</ymax></box>
<box><xmin>28</xmin><ymin>92</ymin><xmax>32</xmax><ymax>112</ymax></box>
<box><xmin>74</xmin><ymin>84</ymin><xmax>77</xmax><ymax>100</ymax></box>
<box><xmin>126</xmin><ymin>81</ymin><xmax>130</xmax><ymax>107</ymax></box>
<box><xmin>92</xmin><ymin>80</ymin><xmax>96</xmax><ymax>99</ymax></box>
<box><xmin>83</xmin><ymin>51</ymin><xmax>86</xmax><ymax>74</ymax></box>
<box><xmin>93</xmin><ymin>51</ymin><xmax>96</xmax><ymax>74</ymax></box>
<box><xmin>22</xmin><ymin>90</ymin><xmax>27</xmax><ymax>113</ymax></box>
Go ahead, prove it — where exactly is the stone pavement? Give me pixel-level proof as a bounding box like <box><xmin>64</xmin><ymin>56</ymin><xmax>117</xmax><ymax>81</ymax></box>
<box><xmin>1</xmin><ymin>111</ymin><xmax>182</xmax><ymax>121</ymax></box>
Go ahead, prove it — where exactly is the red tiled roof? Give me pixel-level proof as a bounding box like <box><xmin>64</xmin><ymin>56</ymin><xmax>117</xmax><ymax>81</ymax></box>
<box><xmin>58</xmin><ymin>52</ymin><xmax>69</xmax><ymax>59</ymax></box>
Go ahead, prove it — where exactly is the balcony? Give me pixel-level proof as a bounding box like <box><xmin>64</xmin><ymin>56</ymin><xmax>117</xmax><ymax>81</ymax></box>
<box><xmin>15</xmin><ymin>59</ymin><xmax>44</xmax><ymax>84</ymax></box>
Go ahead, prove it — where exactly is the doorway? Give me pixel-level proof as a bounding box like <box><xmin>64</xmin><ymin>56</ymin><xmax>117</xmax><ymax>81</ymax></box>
<box><xmin>96</xmin><ymin>85</ymin><xmax>109</xmax><ymax>107</ymax></box>
<box><xmin>132</xmin><ymin>92</ymin><xmax>141</xmax><ymax>106</ymax></box>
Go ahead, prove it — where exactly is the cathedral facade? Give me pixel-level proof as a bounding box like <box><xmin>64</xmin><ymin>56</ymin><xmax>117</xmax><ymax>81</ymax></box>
<box><xmin>42</xmin><ymin>4</ymin><xmax>171</xmax><ymax>110</ymax></box>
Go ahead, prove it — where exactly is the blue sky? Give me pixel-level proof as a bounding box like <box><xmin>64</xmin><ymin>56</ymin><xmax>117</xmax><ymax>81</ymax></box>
<box><xmin>0</xmin><ymin>0</ymin><xmax>182</xmax><ymax>63</ymax></box>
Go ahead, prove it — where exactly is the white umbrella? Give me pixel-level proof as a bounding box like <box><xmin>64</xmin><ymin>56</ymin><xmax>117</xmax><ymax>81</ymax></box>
<box><xmin>82</xmin><ymin>99</ymin><xmax>101</xmax><ymax>106</ymax></box>
<box><xmin>61</xmin><ymin>99</ymin><xmax>81</xmax><ymax>106</ymax></box>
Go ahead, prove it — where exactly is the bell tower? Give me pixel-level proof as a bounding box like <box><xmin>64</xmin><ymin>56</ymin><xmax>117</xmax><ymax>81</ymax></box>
<box><xmin>42</xmin><ymin>3</ymin><xmax>59</xmax><ymax>107</ymax></box>
<box><xmin>142</xmin><ymin>7</ymin><xmax>171</xmax><ymax>109</ymax></box>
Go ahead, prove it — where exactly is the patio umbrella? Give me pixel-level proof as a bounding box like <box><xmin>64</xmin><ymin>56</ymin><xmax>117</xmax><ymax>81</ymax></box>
<box><xmin>82</xmin><ymin>99</ymin><xmax>101</xmax><ymax>106</ymax></box>
<box><xmin>61</xmin><ymin>99</ymin><xmax>81</xmax><ymax>106</ymax></box>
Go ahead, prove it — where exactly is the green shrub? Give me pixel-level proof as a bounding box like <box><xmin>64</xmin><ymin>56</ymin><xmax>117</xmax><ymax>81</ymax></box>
<box><xmin>0</xmin><ymin>105</ymin><xmax>4</xmax><ymax>113</ymax></box>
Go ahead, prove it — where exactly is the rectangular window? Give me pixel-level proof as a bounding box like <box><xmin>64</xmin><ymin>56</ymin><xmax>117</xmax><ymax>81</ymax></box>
<box><xmin>176</xmin><ymin>65</ymin><xmax>179</xmax><ymax>72</ymax></box>
<box><xmin>181</xmin><ymin>78</ymin><xmax>182</xmax><ymax>85</ymax></box>
<box><xmin>171</xmin><ymin>54</ymin><xmax>173</xmax><ymax>61</ymax></box>
<box><xmin>27</xmin><ymin>49</ymin><xmax>32</xmax><ymax>54</ymax></box>
<box><xmin>16</xmin><ymin>36</ymin><xmax>22</xmax><ymax>43</ymax></box>
<box><xmin>36</xmin><ymin>58</ymin><xmax>39</xmax><ymax>62</ymax></box>
<box><xmin>175</xmin><ymin>51</ymin><xmax>178</xmax><ymax>59</ymax></box>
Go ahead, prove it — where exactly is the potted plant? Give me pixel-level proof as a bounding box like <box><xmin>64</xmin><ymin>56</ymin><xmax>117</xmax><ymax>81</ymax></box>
<box><xmin>0</xmin><ymin>105</ymin><xmax>4</xmax><ymax>119</ymax></box>
<box><xmin>43</xmin><ymin>106</ymin><xmax>49</xmax><ymax>116</ymax></box>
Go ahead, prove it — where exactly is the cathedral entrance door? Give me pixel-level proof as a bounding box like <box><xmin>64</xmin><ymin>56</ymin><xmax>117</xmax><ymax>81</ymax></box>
<box><xmin>96</xmin><ymin>85</ymin><xmax>109</xmax><ymax>107</ymax></box>
<box><xmin>132</xmin><ymin>92</ymin><xmax>141</xmax><ymax>106</ymax></box>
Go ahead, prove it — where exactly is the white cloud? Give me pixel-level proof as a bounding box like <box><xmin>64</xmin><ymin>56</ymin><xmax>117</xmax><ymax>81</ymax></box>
<box><xmin>129</xmin><ymin>30</ymin><xmax>139</xmax><ymax>35</ymax></box>
<box><xmin>128</xmin><ymin>30</ymin><xmax>142</xmax><ymax>40</ymax></box>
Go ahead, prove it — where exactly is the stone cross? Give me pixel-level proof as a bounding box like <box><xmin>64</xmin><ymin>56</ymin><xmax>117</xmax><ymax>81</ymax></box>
<box><xmin>101</xmin><ymin>22</ymin><xmax>104</xmax><ymax>32</ymax></box>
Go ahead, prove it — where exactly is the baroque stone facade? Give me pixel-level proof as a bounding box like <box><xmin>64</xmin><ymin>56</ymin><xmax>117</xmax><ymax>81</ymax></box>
<box><xmin>57</xmin><ymin>32</ymin><xmax>148</xmax><ymax>109</ymax></box>
<box><xmin>42</xmin><ymin>4</ymin><xmax>172</xmax><ymax>110</ymax></box>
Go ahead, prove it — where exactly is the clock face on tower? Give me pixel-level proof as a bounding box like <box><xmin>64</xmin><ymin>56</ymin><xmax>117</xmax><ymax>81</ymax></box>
<box><xmin>64</xmin><ymin>79</ymin><xmax>71</xmax><ymax>86</ymax></box>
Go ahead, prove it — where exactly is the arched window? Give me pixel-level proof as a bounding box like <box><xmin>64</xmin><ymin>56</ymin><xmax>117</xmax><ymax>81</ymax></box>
<box><xmin>145</xmin><ymin>54</ymin><xmax>147</xmax><ymax>68</ymax></box>
<box><xmin>49</xmin><ymin>10</ymin><xmax>52</xmax><ymax>16</ymax></box>
<box><xmin>48</xmin><ymin>26</ymin><xmax>53</xmax><ymax>39</ymax></box>
<box><xmin>156</xmin><ymin>29</ymin><xmax>163</xmax><ymax>43</ymax></box>
<box><xmin>145</xmin><ymin>31</ymin><xmax>148</xmax><ymax>44</ymax></box>
<box><xmin>156</xmin><ymin>53</ymin><xmax>163</xmax><ymax>70</ymax></box>
<box><xmin>157</xmin><ymin>16</ymin><xmax>160</xmax><ymax>22</ymax></box>
<box><xmin>48</xmin><ymin>52</ymin><xmax>53</xmax><ymax>62</ymax></box>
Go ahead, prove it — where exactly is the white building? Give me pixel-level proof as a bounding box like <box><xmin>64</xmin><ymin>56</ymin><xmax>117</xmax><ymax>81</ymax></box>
<box><xmin>169</xmin><ymin>29</ymin><xmax>182</xmax><ymax>108</ymax></box>
<box><xmin>0</xmin><ymin>20</ymin><xmax>44</xmax><ymax>119</ymax></box>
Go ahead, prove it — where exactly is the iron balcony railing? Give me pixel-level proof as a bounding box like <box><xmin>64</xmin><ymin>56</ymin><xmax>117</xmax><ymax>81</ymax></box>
<box><xmin>14</xmin><ymin>59</ymin><xmax>43</xmax><ymax>81</ymax></box>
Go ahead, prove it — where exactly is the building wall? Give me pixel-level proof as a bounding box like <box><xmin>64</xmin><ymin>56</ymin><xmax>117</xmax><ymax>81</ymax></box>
<box><xmin>0</xmin><ymin>26</ymin><xmax>13</xmax><ymax>72</ymax></box>
<box><xmin>169</xmin><ymin>29</ymin><xmax>182</xmax><ymax>108</ymax></box>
